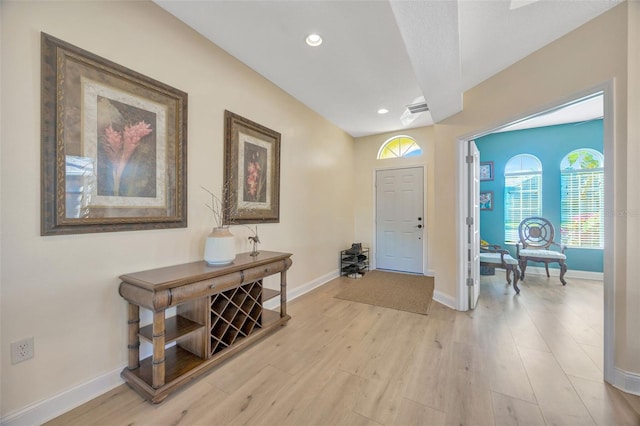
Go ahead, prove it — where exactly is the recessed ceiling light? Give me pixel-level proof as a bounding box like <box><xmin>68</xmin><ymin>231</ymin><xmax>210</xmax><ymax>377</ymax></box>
<box><xmin>377</xmin><ymin>108</ymin><xmax>389</xmax><ymax>115</ymax></box>
<box><xmin>306</xmin><ymin>33</ymin><xmax>323</xmax><ymax>47</ymax></box>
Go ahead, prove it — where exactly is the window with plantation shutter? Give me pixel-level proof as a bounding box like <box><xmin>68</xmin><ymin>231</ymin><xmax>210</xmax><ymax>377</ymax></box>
<box><xmin>560</xmin><ymin>149</ymin><xmax>604</xmax><ymax>248</ymax></box>
<box><xmin>504</xmin><ymin>155</ymin><xmax>542</xmax><ymax>243</ymax></box>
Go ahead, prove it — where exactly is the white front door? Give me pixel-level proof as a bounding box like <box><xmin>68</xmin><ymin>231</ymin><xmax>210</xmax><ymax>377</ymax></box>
<box><xmin>468</xmin><ymin>141</ymin><xmax>481</xmax><ymax>309</ymax></box>
<box><xmin>376</xmin><ymin>167</ymin><xmax>424</xmax><ymax>274</ymax></box>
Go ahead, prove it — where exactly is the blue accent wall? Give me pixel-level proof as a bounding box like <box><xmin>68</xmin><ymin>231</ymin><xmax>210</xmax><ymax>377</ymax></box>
<box><xmin>477</xmin><ymin>120</ymin><xmax>603</xmax><ymax>273</ymax></box>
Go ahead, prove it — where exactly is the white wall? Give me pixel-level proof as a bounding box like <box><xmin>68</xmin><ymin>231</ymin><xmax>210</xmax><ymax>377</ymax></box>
<box><xmin>623</xmin><ymin>0</ymin><xmax>640</xmax><ymax>379</ymax></box>
<box><xmin>0</xmin><ymin>1</ymin><xmax>355</xmax><ymax>419</ymax></box>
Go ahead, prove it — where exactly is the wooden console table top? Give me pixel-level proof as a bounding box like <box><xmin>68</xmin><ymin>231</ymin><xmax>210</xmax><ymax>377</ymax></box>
<box><xmin>120</xmin><ymin>251</ymin><xmax>292</xmax><ymax>291</ymax></box>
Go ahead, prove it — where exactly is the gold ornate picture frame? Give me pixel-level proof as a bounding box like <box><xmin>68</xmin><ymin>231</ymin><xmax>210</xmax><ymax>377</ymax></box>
<box><xmin>41</xmin><ymin>33</ymin><xmax>188</xmax><ymax>235</ymax></box>
<box><xmin>223</xmin><ymin>110</ymin><xmax>281</xmax><ymax>224</ymax></box>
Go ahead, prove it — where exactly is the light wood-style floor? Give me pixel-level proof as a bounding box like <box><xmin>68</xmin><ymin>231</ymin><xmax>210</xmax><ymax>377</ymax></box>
<box><xmin>48</xmin><ymin>273</ymin><xmax>640</xmax><ymax>425</ymax></box>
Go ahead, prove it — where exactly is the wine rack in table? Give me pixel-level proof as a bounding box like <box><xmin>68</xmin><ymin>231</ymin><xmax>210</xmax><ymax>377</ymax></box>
<box><xmin>118</xmin><ymin>251</ymin><xmax>292</xmax><ymax>403</ymax></box>
<box><xmin>210</xmin><ymin>280</ymin><xmax>263</xmax><ymax>355</ymax></box>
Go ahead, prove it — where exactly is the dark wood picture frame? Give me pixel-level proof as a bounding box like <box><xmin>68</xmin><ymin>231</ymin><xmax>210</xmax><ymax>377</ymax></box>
<box><xmin>223</xmin><ymin>110</ymin><xmax>281</xmax><ymax>224</ymax></box>
<box><xmin>479</xmin><ymin>161</ymin><xmax>494</xmax><ymax>181</ymax></box>
<box><xmin>480</xmin><ymin>191</ymin><xmax>494</xmax><ymax>211</ymax></box>
<box><xmin>41</xmin><ymin>33</ymin><xmax>188</xmax><ymax>235</ymax></box>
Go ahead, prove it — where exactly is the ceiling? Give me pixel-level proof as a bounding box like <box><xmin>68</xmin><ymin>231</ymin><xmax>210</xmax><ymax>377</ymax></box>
<box><xmin>496</xmin><ymin>93</ymin><xmax>603</xmax><ymax>133</ymax></box>
<box><xmin>155</xmin><ymin>0</ymin><xmax>620</xmax><ymax>138</ymax></box>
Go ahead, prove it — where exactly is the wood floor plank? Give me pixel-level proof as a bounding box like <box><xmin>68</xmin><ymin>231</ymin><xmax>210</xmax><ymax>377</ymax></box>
<box><xmin>486</xmin><ymin>342</ymin><xmax>538</xmax><ymax>403</ymax></box>
<box><xmin>283</xmin><ymin>369</ymin><xmax>367</xmax><ymax>425</ymax></box>
<box><xmin>338</xmin><ymin>308</ymin><xmax>406</xmax><ymax>378</ymax></box>
<box><xmin>491</xmin><ymin>391</ymin><xmax>545</xmax><ymax>426</ymax></box>
<box><xmin>392</xmin><ymin>397</ymin><xmax>446</xmax><ymax>426</ymax></box>
<box><xmin>443</xmin><ymin>370</ymin><xmax>496</xmax><ymax>426</ymax></box>
<box><xmin>568</xmin><ymin>375</ymin><xmax>640</xmax><ymax>426</ymax></box>
<box><xmin>357</xmin><ymin>312</ymin><xmax>424</xmax><ymax>382</ymax></box>
<box><xmin>247</xmin><ymin>334</ymin><xmax>360</xmax><ymax>425</ymax></box>
<box><xmin>619</xmin><ymin>391</ymin><xmax>640</xmax><ymax>418</ymax></box>
<box><xmin>580</xmin><ymin>342</ymin><xmax>604</xmax><ymax>372</ymax></box>
<box><xmin>518</xmin><ymin>346</ymin><xmax>595</xmax><ymax>425</ymax></box>
<box><xmin>526</xmin><ymin>309</ymin><xmax>603</xmax><ymax>382</ymax></box>
<box><xmin>191</xmin><ymin>365</ymin><xmax>291</xmax><ymax>425</ymax></box>
<box><xmin>402</xmin><ymin>333</ymin><xmax>453</xmax><ymax>411</ymax></box>
<box><xmin>44</xmin><ymin>385</ymin><xmax>146</xmax><ymax>426</ymax></box>
<box><xmin>120</xmin><ymin>378</ymin><xmax>227</xmax><ymax>425</ymax></box>
<box><xmin>353</xmin><ymin>376</ymin><xmax>406</xmax><ymax>425</ymax></box>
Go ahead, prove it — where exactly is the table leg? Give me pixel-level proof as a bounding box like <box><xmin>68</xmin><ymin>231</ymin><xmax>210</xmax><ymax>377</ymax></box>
<box><xmin>280</xmin><ymin>269</ymin><xmax>287</xmax><ymax>318</ymax></box>
<box><xmin>152</xmin><ymin>311</ymin><xmax>166</xmax><ymax>389</ymax></box>
<box><xmin>127</xmin><ymin>303</ymin><xmax>140</xmax><ymax>370</ymax></box>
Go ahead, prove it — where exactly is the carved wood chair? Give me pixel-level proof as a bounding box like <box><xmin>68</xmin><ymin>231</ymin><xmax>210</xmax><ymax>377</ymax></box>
<box><xmin>480</xmin><ymin>243</ymin><xmax>520</xmax><ymax>294</ymax></box>
<box><xmin>517</xmin><ymin>217</ymin><xmax>568</xmax><ymax>285</ymax></box>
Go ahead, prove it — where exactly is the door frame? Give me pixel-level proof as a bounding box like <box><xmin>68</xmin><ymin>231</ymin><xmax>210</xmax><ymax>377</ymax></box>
<box><xmin>467</xmin><ymin>141</ymin><xmax>481</xmax><ymax>309</ymax></box>
<box><xmin>455</xmin><ymin>81</ymin><xmax>615</xmax><ymax>384</ymax></box>
<box><xmin>372</xmin><ymin>165</ymin><xmax>428</xmax><ymax>274</ymax></box>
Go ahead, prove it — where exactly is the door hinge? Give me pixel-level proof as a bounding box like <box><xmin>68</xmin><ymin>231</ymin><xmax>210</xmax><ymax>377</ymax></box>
<box><xmin>466</xmin><ymin>278</ymin><xmax>474</xmax><ymax>287</ymax></box>
<box><xmin>466</xmin><ymin>217</ymin><xmax>474</xmax><ymax>225</ymax></box>
<box><xmin>466</xmin><ymin>155</ymin><xmax>474</xmax><ymax>164</ymax></box>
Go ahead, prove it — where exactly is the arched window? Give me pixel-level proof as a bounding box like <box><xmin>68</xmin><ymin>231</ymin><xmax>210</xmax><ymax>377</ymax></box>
<box><xmin>504</xmin><ymin>154</ymin><xmax>542</xmax><ymax>242</ymax></box>
<box><xmin>560</xmin><ymin>149</ymin><xmax>604</xmax><ymax>248</ymax></box>
<box><xmin>377</xmin><ymin>135</ymin><xmax>422</xmax><ymax>159</ymax></box>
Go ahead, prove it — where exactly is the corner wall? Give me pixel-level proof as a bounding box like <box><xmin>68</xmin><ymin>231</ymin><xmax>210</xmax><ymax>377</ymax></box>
<box><xmin>0</xmin><ymin>1</ymin><xmax>355</xmax><ymax>420</ymax></box>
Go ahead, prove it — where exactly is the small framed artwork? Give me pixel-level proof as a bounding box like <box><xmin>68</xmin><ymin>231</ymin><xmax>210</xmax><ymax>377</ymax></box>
<box><xmin>480</xmin><ymin>191</ymin><xmax>494</xmax><ymax>211</ymax></box>
<box><xmin>479</xmin><ymin>161</ymin><xmax>494</xmax><ymax>181</ymax></box>
<box><xmin>223</xmin><ymin>110</ymin><xmax>281</xmax><ymax>224</ymax></box>
<box><xmin>40</xmin><ymin>33</ymin><xmax>188</xmax><ymax>235</ymax></box>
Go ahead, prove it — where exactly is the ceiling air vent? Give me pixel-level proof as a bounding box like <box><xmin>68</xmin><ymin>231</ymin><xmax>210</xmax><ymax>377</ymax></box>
<box><xmin>406</xmin><ymin>102</ymin><xmax>429</xmax><ymax>114</ymax></box>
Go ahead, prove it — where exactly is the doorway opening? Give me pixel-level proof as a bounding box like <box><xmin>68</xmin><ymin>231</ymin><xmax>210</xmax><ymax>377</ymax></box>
<box><xmin>456</xmin><ymin>83</ymin><xmax>614</xmax><ymax>384</ymax></box>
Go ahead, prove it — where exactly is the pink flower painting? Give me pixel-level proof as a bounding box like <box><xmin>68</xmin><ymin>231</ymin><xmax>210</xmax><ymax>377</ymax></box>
<box><xmin>246</xmin><ymin>160</ymin><xmax>261</xmax><ymax>198</ymax></box>
<box><xmin>101</xmin><ymin>121</ymin><xmax>152</xmax><ymax>196</ymax></box>
<box><xmin>243</xmin><ymin>143</ymin><xmax>267</xmax><ymax>203</ymax></box>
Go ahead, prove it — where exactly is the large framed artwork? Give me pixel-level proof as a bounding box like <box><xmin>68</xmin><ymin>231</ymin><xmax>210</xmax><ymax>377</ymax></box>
<box><xmin>41</xmin><ymin>33</ymin><xmax>188</xmax><ymax>235</ymax></box>
<box><xmin>223</xmin><ymin>110</ymin><xmax>281</xmax><ymax>224</ymax></box>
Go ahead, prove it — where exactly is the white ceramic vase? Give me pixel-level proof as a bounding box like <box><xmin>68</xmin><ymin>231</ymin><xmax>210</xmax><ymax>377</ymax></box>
<box><xmin>204</xmin><ymin>226</ymin><xmax>236</xmax><ymax>266</ymax></box>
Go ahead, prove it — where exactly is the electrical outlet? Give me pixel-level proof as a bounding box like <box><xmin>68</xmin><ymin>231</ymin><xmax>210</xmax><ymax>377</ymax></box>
<box><xmin>11</xmin><ymin>337</ymin><xmax>34</xmax><ymax>364</ymax></box>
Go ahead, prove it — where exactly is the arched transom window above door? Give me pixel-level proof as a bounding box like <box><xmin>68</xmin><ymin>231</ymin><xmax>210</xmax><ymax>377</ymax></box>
<box><xmin>377</xmin><ymin>135</ymin><xmax>422</xmax><ymax>160</ymax></box>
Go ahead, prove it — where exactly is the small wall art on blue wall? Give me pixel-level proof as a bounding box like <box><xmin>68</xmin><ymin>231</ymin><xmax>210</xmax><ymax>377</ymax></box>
<box><xmin>476</xmin><ymin>119</ymin><xmax>604</xmax><ymax>273</ymax></box>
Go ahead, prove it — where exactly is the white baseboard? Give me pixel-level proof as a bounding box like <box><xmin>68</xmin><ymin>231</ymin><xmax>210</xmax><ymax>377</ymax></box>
<box><xmin>263</xmin><ymin>269</ymin><xmax>339</xmax><ymax>310</ymax></box>
<box><xmin>2</xmin><ymin>270</ymin><xmax>341</xmax><ymax>426</ymax></box>
<box><xmin>524</xmin><ymin>266</ymin><xmax>603</xmax><ymax>281</ymax></box>
<box><xmin>1</xmin><ymin>366</ymin><xmax>125</xmax><ymax>426</ymax></box>
<box><xmin>432</xmin><ymin>289</ymin><xmax>457</xmax><ymax>310</ymax></box>
<box><xmin>612</xmin><ymin>367</ymin><xmax>640</xmax><ymax>396</ymax></box>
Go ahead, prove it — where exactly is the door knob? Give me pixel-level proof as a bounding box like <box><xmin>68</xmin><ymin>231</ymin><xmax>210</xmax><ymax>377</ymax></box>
<box><xmin>418</xmin><ymin>217</ymin><xmax>422</xmax><ymax>221</ymax></box>
<box><xmin>416</xmin><ymin>224</ymin><xmax>423</xmax><ymax>229</ymax></box>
